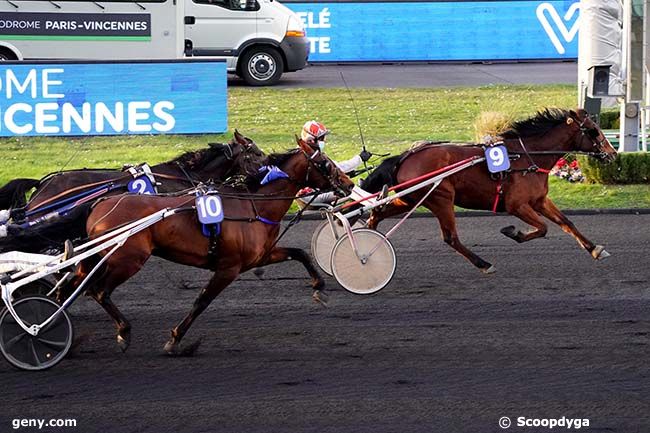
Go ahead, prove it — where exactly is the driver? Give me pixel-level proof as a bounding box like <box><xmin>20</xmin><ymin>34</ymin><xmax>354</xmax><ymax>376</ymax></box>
<box><xmin>297</xmin><ymin>120</ymin><xmax>371</xmax><ymax>207</ymax></box>
<box><xmin>0</xmin><ymin>240</ymin><xmax>74</xmax><ymax>276</ymax></box>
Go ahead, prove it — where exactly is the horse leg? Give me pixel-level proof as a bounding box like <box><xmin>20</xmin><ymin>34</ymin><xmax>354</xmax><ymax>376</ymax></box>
<box><xmin>66</xmin><ymin>248</ymin><xmax>149</xmax><ymax>352</ymax></box>
<box><xmin>90</xmin><ymin>290</ymin><xmax>133</xmax><ymax>352</ymax></box>
<box><xmin>500</xmin><ymin>203</ymin><xmax>548</xmax><ymax>243</ymax></box>
<box><xmin>429</xmin><ymin>200</ymin><xmax>495</xmax><ymax>273</ymax></box>
<box><xmin>536</xmin><ymin>197</ymin><xmax>609</xmax><ymax>260</ymax></box>
<box><xmin>164</xmin><ymin>266</ymin><xmax>240</xmax><ymax>356</ymax></box>
<box><xmin>257</xmin><ymin>247</ymin><xmax>328</xmax><ymax>306</ymax></box>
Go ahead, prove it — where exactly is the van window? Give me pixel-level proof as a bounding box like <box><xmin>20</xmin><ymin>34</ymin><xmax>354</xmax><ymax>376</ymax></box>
<box><xmin>193</xmin><ymin>0</ymin><xmax>259</xmax><ymax>11</ymax></box>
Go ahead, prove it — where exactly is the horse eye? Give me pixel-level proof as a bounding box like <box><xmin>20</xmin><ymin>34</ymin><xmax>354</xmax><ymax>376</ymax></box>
<box><xmin>587</xmin><ymin>128</ymin><xmax>599</xmax><ymax>139</ymax></box>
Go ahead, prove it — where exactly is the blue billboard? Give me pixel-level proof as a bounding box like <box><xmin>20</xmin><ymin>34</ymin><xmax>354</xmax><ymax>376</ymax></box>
<box><xmin>287</xmin><ymin>1</ymin><xmax>580</xmax><ymax>62</ymax></box>
<box><xmin>0</xmin><ymin>60</ymin><xmax>227</xmax><ymax>136</ymax></box>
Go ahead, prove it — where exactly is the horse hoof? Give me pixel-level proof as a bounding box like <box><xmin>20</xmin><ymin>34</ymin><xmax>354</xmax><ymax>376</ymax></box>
<box><xmin>164</xmin><ymin>338</ymin><xmax>202</xmax><ymax>357</ymax></box>
<box><xmin>253</xmin><ymin>268</ymin><xmax>265</xmax><ymax>279</ymax></box>
<box><xmin>312</xmin><ymin>290</ymin><xmax>329</xmax><ymax>307</ymax></box>
<box><xmin>500</xmin><ymin>225</ymin><xmax>516</xmax><ymax>238</ymax></box>
<box><xmin>117</xmin><ymin>334</ymin><xmax>130</xmax><ymax>353</ymax></box>
<box><xmin>482</xmin><ymin>265</ymin><xmax>496</xmax><ymax>274</ymax></box>
<box><xmin>592</xmin><ymin>245</ymin><xmax>611</xmax><ymax>260</ymax></box>
<box><xmin>164</xmin><ymin>340</ymin><xmax>179</xmax><ymax>355</ymax></box>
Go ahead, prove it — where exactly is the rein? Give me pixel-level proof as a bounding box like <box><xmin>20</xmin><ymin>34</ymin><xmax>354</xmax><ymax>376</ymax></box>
<box><xmin>25</xmin><ymin>174</ymin><xmax>133</xmax><ymax>213</ymax></box>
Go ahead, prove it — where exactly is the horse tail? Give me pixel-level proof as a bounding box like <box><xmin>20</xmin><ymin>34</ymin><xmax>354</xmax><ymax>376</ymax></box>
<box><xmin>359</xmin><ymin>155</ymin><xmax>403</xmax><ymax>193</ymax></box>
<box><xmin>0</xmin><ymin>178</ymin><xmax>40</xmax><ymax>209</ymax></box>
<box><xmin>0</xmin><ymin>202</ymin><xmax>93</xmax><ymax>254</ymax></box>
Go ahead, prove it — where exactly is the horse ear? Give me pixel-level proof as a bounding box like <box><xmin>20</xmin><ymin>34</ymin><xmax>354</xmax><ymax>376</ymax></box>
<box><xmin>233</xmin><ymin>129</ymin><xmax>247</xmax><ymax>145</ymax></box>
<box><xmin>296</xmin><ymin>135</ymin><xmax>311</xmax><ymax>153</ymax></box>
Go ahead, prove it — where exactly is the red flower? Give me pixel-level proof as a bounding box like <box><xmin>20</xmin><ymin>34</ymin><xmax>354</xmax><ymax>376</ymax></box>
<box><xmin>556</xmin><ymin>158</ymin><xmax>567</xmax><ymax>168</ymax></box>
<box><xmin>570</xmin><ymin>160</ymin><xmax>579</xmax><ymax>169</ymax></box>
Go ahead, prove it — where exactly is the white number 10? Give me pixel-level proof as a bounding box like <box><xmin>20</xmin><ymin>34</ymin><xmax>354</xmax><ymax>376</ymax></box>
<box><xmin>197</xmin><ymin>196</ymin><xmax>222</xmax><ymax>219</ymax></box>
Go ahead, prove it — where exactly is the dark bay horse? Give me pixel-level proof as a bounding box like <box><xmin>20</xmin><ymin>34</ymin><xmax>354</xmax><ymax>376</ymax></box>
<box><xmin>0</xmin><ymin>130</ymin><xmax>264</xmax><ymax>213</ymax></box>
<box><xmin>362</xmin><ymin>108</ymin><xmax>617</xmax><ymax>273</ymax></box>
<box><xmin>64</xmin><ymin>139</ymin><xmax>353</xmax><ymax>355</ymax></box>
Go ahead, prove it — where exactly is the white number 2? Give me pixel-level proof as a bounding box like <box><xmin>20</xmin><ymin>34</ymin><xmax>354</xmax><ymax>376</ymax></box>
<box><xmin>131</xmin><ymin>179</ymin><xmax>151</xmax><ymax>195</ymax></box>
<box><xmin>489</xmin><ymin>147</ymin><xmax>505</xmax><ymax>166</ymax></box>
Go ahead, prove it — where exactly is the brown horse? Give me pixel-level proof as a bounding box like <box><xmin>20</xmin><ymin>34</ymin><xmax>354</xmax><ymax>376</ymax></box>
<box><xmin>362</xmin><ymin>108</ymin><xmax>617</xmax><ymax>273</ymax></box>
<box><xmin>0</xmin><ymin>130</ymin><xmax>264</xmax><ymax>213</ymax></box>
<box><xmin>66</xmin><ymin>139</ymin><xmax>354</xmax><ymax>355</ymax></box>
<box><xmin>0</xmin><ymin>131</ymin><xmax>266</xmax><ymax>254</ymax></box>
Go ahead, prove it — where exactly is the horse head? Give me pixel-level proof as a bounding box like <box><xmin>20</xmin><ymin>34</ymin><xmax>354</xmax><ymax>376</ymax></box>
<box><xmin>295</xmin><ymin>136</ymin><xmax>354</xmax><ymax>198</ymax></box>
<box><xmin>568</xmin><ymin>109</ymin><xmax>617</xmax><ymax>163</ymax></box>
<box><xmin>227</xmin><ymin>130</ymin><xmax>266</xmax><ymax>176</ymax></box>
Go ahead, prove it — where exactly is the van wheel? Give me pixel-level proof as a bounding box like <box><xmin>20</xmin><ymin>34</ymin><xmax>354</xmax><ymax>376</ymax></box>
<box><xmin>239</xmin><ymin>47</ymin><xmax>284</xmax><ymax>86</ymax></box>
<box><xmin>0</xmin><ymin>49</ymin><xmax>17</xmax><ymax>61</ymax></box>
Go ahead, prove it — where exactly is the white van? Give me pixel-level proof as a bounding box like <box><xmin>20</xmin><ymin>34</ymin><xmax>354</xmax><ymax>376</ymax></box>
<box><xmin>0</xmin><ymin>0</ymin><xmax>309</xmax><ymax>85</ymax></box>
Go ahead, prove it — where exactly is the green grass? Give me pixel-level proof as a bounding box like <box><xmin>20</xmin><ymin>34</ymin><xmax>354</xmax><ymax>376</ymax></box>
<box><xmin>547</xmin><ymin>177</ymin><xmax>650</xmax><ymax>209</ymax></box>
<box><xmin>1</xmin><ymin>84</ymin><xmax>648</xmax><ymax>209</ymax></box>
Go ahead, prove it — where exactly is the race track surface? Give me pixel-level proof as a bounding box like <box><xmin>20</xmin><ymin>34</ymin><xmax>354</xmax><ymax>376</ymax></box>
<box><xmin>1</xmin><ymin>214</ymin><xmax>649</xmax><ymax>433</ymax></box>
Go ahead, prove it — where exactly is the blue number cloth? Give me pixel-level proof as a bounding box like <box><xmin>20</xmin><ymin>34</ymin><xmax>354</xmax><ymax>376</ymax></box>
<box><xmin>127</xmin><ymin>176</ymin><xmax>156</xmax><ymax>195</ymax></box>
<box><xmin>485</xmin><ymin>145</ymin><xmax>511</xmax><ymax>174</ymax></box>
<box><xmin>259</xmin><ymin>166</ymin><xmax>290</xmax><ymax>185</ymax></box>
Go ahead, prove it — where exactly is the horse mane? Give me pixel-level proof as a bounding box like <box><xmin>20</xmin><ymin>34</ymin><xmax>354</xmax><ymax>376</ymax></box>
<box><xmin>500</xmin><ymin>108</ymin><xmax>571</xmax><ymax>139</ymax></box>
<box><xmin>266</xmin><ymin>149</ymin><xmax>301</xmax><ymax>167</ymax></box>
<box><xmin>236</xmin><ymin>149</ymin><xmax>301</xmax><ymax>190</ymax></box>
<box><xmin>168</xmin><ymin>144</ymin><xmax>229</xmax><ymax>170</ymax></box>
<box><xmin>359</xmin><ymin>154</ymin><xmax>402</xmax><ymax>193</ymax></box>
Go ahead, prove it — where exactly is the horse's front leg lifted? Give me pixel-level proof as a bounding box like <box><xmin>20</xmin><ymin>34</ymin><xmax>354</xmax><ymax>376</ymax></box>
<box><xmin>501</xmin><ymin>203</ymin><xmax>548</xmax><ymax>243</ymax></box>
<box><xmin>536</xmin><ymin>197</ymin><xmax>610</xmax><ymax>260</ymax></box>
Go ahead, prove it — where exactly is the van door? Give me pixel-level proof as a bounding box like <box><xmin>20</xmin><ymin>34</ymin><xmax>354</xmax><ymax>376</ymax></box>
<box><xmin>185</xmin><ymin>0</ymin><xmax>257</xmax><ymax>60</ymax></box>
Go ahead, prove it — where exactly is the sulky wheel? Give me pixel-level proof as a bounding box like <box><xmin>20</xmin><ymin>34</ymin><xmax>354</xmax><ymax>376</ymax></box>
<box><xmin>0</xmin><ymin>296</ymin><xmax>73</xmax><ymax>371</ymax></box>
<box><xmin>311</xmin><ymin>220</ymin><xmax>364</xmax><ymax>276</ymax></box>
<box><xmin>311</xmin><ymin>220</ymin><xmax>343</xmax><ymax>276</ymax></box>
<box><xmin>330</xmin><ymin>228</ymin><xmax>396</xmax><ymax>295</ymax></box>
<box><xmin>11</xmin><ymin>279</ymin><xmax>56</xmax><ymax>301</ymax></box>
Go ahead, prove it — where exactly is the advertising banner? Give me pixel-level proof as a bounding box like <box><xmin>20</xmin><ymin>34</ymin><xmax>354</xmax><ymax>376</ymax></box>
<box><xmin>0</xmin><ymin>12</ymin><xmax>151</xmax><ymax>41</ymax></box>
<box><xmin>0</xmin><ymin>60</ymin><xmax>227</xmax><ymax>136</ymax></box>
<box><xmin>287</xmin><ymin>1</ymin><xmax>580</xmax><ymax>62</ymax></box>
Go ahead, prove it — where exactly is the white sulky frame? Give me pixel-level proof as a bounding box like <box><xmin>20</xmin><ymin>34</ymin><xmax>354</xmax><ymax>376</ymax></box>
<box><xmin>0</xmin><ymin>207</ymin><xmax>182</xmax><ymax>338</ymax></box>
<box><xmin>322</xmin><ymin>156</ymin><xmax>486</xmax><ymax>290</ymax></box>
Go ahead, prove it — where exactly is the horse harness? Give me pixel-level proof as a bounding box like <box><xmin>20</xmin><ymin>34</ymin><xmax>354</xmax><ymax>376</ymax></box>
<box><xmin>486</xmin><ymin>116</ymin><xmax>611</xmax><ymax>212</ymax></box>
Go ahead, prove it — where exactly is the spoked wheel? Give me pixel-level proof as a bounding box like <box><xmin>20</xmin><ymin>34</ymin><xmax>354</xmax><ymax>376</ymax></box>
<box><xmin>0</xmin><ymin>296</ymin><xmax>73</xmax><ymax>371</ymax></box>
<box><xmin>311</xmin><ymin>220</ymin><xmax>364</xmax><ymax>276</ymax></box>
<box><xmin>331</xmin><ymin>228</ymin><xmax>396</xmax><ymax>295</ymax></box>
<box><xmin>11</xmin><ymin>279</ymin><xmax>56</xmax><ymax>300</ymax></box>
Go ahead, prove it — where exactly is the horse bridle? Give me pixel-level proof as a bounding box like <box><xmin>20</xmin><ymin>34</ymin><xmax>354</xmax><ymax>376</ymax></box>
<box><xmin>301</xmin><ymin>148</ymin><xmax>348</xmax><ymax>197</ymax></box>
<box><xmin>576</xmin><ymin>116</ymin><xmax>612</xmax><ymax>160</ymax></box>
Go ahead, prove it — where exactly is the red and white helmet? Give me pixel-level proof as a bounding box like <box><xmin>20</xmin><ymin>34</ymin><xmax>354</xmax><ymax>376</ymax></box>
<box><xmin>301</xmin><ymin>120</ymin><xmax>329</xmax><ymax>146</ymax></box>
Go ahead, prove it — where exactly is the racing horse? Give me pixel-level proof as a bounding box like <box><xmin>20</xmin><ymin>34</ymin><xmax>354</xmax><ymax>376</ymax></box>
<box><xmin>0</xmin><ymin>130</ymin><xmax>264</xmax><ymax>213</ymax></box>
<box><xmin>361</xmin><ymin>108</ymin><xmax>617</xmax><ymax>273</ymax></box>
<box><xmin>62</xmin><ymin>139</ymin><xmax>353</xmax><ymax>355</ymax></box>
<box><xmin>0</xmin><ymin>131</ymin><xmax>266</xmax><ymax>254</ymax></box>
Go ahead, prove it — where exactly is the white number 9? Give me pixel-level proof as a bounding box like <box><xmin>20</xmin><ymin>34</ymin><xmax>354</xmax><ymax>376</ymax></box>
<box><xmin>489</xmin><ymin>147</ymin><xmax>504</xmax><ymax>166</ymax></box>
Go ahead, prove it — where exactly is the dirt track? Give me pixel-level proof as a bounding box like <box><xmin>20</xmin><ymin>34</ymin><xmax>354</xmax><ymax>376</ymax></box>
<box><xmin>1</xmin><ymin>214</ymin><xmax>649</xmax><ymax>433</ymax></box>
